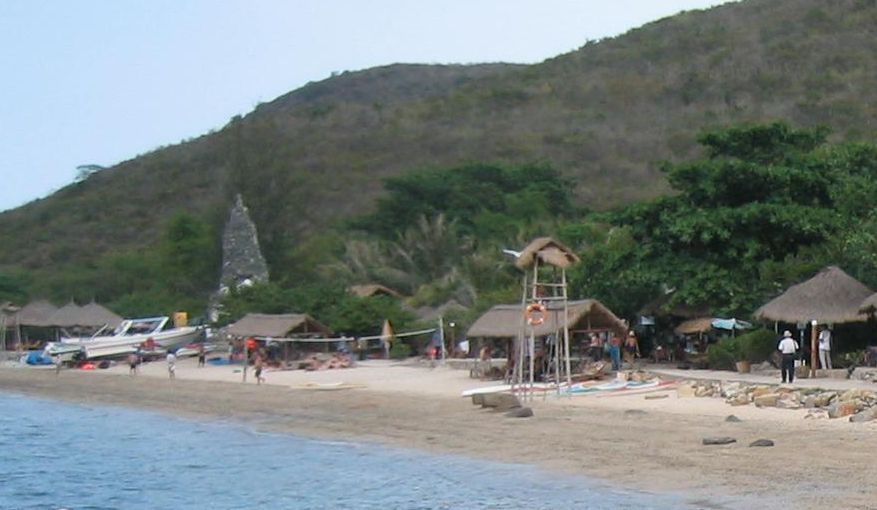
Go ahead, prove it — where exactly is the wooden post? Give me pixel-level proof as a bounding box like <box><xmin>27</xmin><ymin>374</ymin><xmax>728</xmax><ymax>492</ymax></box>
<box><xmin>810</xmin><ymin>320</ymin><xmax>818</xmax><ymax>378</ymax></box>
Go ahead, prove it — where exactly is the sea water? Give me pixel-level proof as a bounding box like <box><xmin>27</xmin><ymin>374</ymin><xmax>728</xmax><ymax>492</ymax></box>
<box><xmin>0</xmin><ymin>393</ymin><xmax>697</xmax><ymax>510</ymax></box>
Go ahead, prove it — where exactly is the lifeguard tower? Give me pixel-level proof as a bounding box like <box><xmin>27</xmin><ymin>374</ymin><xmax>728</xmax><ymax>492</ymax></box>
<box><xmin>508</xmin><ymin>237</ymin><xmax>580</xmax><ymax>399</ymax></box>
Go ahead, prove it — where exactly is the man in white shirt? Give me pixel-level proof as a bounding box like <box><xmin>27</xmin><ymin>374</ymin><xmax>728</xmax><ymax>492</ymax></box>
<box><xmin>818</xmin><ymin>326</ymin><xmax>832</xmax><ymax>370</ymax></box>
<box><xmin>777</xmin><ymin>330</ymin><xmax>799</xmax><ymax>383</ymax></box>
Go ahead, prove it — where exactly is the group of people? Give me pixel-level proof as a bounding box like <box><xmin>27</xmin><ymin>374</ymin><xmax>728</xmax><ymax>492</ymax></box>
<box><xmin>587</xmin><ymin>330</ymin><xmax>640</xmax><ymax>371</ymax></box>
<box><xmin>777</xmin><ymin>326</ymin><xmax>832</xmax><ymax>384</ymax></box>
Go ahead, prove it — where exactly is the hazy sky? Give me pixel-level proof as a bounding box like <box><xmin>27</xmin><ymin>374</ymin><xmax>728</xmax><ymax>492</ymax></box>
<box><xmin>0</xmin><ymin>0</ymin><xmax>731</xmax><ymax>212</ymax></box>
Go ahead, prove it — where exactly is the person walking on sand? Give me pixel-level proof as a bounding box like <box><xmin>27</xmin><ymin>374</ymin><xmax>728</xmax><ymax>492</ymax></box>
<box><xmin>127</xmin><ymin>352</ymin><xmax>139</xmax><ymax>375</ymax></box>
<box><xmin>624</xmin><ymin>331</ymin><xmax>640</xmax><ymax>369</ymax></box>
<box><xmin>166</xmin><ymin>351</ymin><xmax>177</xmax><ymax>380</ymax></box>
<box><xmin>609</xmin><ymin>332</ymin><xmax>622</xmax><ymax>371</ymax></box>
<box><xmin>778</xmin><ymin>330</ymin><xmax>799</xmax><ymax>384</ymax></box>
<box><xmin>818</xmin><ymin>326</ymin><xmax>832</xmax><ymax>370</ymax></box>
<box><xmin>254</xmin><ymin>355</ymin><xmax>265</xmax><ymax>385</ymax></box>
<box><xmin>197</xmin><ymin>343</ymin><xmax>206</xmax><ymax>368</ymax></box>
<box><xmin>53</xmin><ymin>354</ymin><xmax>62</xmax><ymax>376</ymax></box>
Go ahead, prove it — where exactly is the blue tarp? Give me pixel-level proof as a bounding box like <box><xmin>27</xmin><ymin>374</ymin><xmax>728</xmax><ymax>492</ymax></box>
<box><xmin>25</xmin><ymin>351</ymin><xmax>53</xmax><ymax>365</ymax></box>
<box><xmin>711</xmin><ymin>318</ymin><xmax>752</xmax><ymax>331</ymax></box>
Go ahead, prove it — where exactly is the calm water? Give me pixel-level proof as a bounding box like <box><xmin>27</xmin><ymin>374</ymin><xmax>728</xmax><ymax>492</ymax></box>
<box><xmin>0</xmin><ymin>393</ymin><xmax>698</xmax><ymax>510</ymax></box>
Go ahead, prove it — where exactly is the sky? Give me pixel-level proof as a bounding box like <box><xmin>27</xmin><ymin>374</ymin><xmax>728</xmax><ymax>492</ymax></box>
<box><xmin>0</xmin><ymin>0</ymin><xmax>732</xmax><ymax>212</ymax></box>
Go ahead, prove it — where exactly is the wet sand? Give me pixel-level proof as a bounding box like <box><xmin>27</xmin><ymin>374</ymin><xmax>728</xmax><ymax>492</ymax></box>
<box><xmin>2</xmin><ymin>359</ymin><xmax>876</xmax><ymax>509</ymax></box>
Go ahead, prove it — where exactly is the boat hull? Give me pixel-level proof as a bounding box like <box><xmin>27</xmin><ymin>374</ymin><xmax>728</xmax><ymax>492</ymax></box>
<box><xmin>56</xmin><ymin>327</ymin><xmax>201</xmax><ymax>360</ymax></box>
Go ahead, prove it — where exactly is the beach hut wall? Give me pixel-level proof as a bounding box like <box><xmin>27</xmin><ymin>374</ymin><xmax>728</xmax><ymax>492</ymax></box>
<box><xmin>513</xmin><ymin>237</ymin><xmax>580</xmax><ymax>270</ymax></box>
<box><xmin>467</xmin><ymin>299</ymin><xmax>626</xmax><ymax>339</ymax></box>
<box><xmin>14</xmin><ymin>300</ymin><xmax>59</xmax><ymax>327</ymax></box>
<box><xmin>753</xmin><ymin>266</ymin><xmax>872</xmax><ymax>324</ymax></box>
<box><xmin>226</xmin><ymin>313</ymin><xmax>332</xmax><ymax>338</ymax></box>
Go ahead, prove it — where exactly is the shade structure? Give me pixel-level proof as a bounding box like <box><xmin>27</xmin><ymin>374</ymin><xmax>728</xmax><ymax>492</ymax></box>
<box><xmin>467</xmin><ymin>299</ymin><xmax>626</xmax><ymax>339</ymax></box>
<box><xmin>348</xmin><ymin>284</ymin><xmax>402</xmax><ymax>299</ymax></box>
<box><xmin>711</xmin><ymin>318</ymin><xmax>752</xmax><ymax>331</ymax></box>
<box><xmin>674</xmin><ymin>317</ymin><xmax>715</xmax><ymax>335</ymax></box>
<box><xmin>78</xmin><ymin>302</ymin><xmax>123</xmax><ymax>329</ymax></box>
<box><xmin>45</xmin><ymin>302</ymin><xmax>85</xmax><ymax>328</ymax></box>
<box><xmin>226</xmin><ymin>313</ymin><xmax>331</xmax><ymax>338</ymax></box>
<box><xmin>513</xmin><ymin>237</ymin><xmax>580</xmax><ymax>270</ymax></box>
<box><xmin>859</xmin><ymin>292</ymin><xmax>877</xmax><ymax>315</ymax></box>
<box><xmin>14</xmin><ymin>300</ymin><xmax>59</xmax><ymax>327</ymax></box>
<box><xmin>753</xmin><ymin>266</ymin><xmax>872</xmax><ymax>324</ymax></box>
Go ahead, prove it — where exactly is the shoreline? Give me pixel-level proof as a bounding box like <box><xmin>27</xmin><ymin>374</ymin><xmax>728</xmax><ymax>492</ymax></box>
<box><xmin>3</xmin><ymin>361</ymin><xmax>876</xmax><ymax>509</ymax></box>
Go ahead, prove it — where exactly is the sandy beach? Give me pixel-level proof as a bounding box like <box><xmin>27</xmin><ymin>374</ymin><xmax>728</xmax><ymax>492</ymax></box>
<box><xmin>3</xmin><ymin>358</ymin><xmax>877</xmax><ymax>509</ymax></box>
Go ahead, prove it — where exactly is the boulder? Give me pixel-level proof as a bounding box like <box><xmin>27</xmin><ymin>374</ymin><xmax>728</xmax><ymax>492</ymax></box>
<box><xmin>754</xmin><ymin>393</ymin><xmax>781</xmax><ymax>408</ymax></box>
<box><xmin>827</xmin><ymin>400</ymin><xmax>859</xmax><ymax>419</ymax></box>
<box><xmin>849</xmin><ymin>408</ymin><xmax>877</xmax><ymax>423</ymax></box>
<box><xmin>481</xmin><ymin>392</ymin><xmax>521</xmax><ymax>411</ymax></box>
<box><xmin>676</xmin><ymin>383</ymin><xmax>696</xmax><ymax>398</ymax></box>
<box><xmin>749</xmin><ymin>439</ymin><xmax>775</xmax><ymax>447</ymax></box>
<box><xmin>776</xmin><ymin>397</ymin><xmax>802</xmax><ymax>410</ymax></box>
<box><xmin>505</xmin><ymin>407</ymin><xmax>534</xmax><ymax>418</ymax></box>
<box><xmin>702</xmin><ymin>437</ymin><xmax>736</xmax><ymax>445</ymax></box>
<box><xmin>725</xmin><ymin>415</ymin><xmax>742</xmax><ymax>422</ymax></box>
<box><xmin>750</xmin><ymin>386</ymin><xmax>773</xmax><ymax>398</ymax></box>
<box><xmin>726</xmin><ymin>394</ymin><xmax>750</xmax><ymax>406</ymax></box>
<box><xmin>805</xmin><ymin>409</ymin><xmax>830</xmax><ymax>420</ymax></box>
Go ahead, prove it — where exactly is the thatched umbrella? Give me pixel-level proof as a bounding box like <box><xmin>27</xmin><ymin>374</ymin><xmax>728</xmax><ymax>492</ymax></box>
<box><xmin>79</xmin><ymin>302</ymin><xmax>123</xmax><ymax>329</ymax></box>
<box><xmin>858</xmin><ymin>292</ymin><xmax>877</xmax><ymax>315</ymax></box>
<box><xmin>16</xmin><ymin>299</ymin><xmax>59</xmax><ymax>327</ymax></box>
<box><xmin>753</xmin><ymin>266</ymin><xmax>872</xmax><ymax>324</ymax></box>
<box><xmin>512</xmin><ymin>237</ymin><xmax>580</xmax><ymax>270</ymax></box>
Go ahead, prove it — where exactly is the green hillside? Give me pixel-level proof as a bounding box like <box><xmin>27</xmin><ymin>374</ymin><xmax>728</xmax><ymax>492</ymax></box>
<box><xmin>2</xmin><ymin>0</ymin><xmax>877</xmax><ymax>320</ymax></box>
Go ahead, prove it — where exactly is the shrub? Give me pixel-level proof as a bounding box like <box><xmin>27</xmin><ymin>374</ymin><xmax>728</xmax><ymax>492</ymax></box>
<box><xmin>707</xmin><ymin>341</ymin><xmax>736</xmax><ymax>370</ymax></box>
<box><xmin>389</xmin><ymin>339</ymin><xmax>412</xmax><ymax>360</ymax></box>
<box><xmin>738</xmin><ymin>329</ymin><xmax>777</xmax><ymax>363</ymax></box>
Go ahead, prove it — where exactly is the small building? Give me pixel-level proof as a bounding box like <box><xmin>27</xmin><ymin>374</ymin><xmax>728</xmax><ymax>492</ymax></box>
<box><xmin>466</xmin><ymin>299</ymin><xmax>627</xmax><ymax>361</ymax></box>
<box><xmin>225</xmin><ymin>313</ymin><xmax>333</xmax><ymax>360</ymax></box>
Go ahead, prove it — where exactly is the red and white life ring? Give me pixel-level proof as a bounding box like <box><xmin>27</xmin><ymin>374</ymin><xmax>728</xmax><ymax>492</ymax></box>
<box><xmin>525</xmin><ymin>303</ymin><xmax>547</xmax><ymax>326</ymax></box>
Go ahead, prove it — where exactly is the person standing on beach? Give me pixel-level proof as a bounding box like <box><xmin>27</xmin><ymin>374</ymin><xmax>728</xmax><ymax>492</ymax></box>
<box><xmin>166</xmin><ymin>351</ymin><xmax>176</xmax><ymax>380</ymax></box>
<box><xmin>254</xmin><ymin>355</ymin><xmax>265</xmax><ymax>385</ymax></box>
<box><xmin>53</xmin><ymin>354</ymin><xmax>62</xmax><ymax>376</ymax></box>
<box><xmin>127</xmin><ymin>352</ymin><xmax>138</xmax><ymax>375</ymax></box>
<box><xmin>624</xmin><ymin>331</ymin><xmax>640</xmax><ymax>368</ymax></box>
<box><xmin>609</xmin><ymin>333</ymin><xmax>622</xmax><ymax>371</ymax></box>
<box><xmin>818</xmin><ymin>326</ymin><xmax>832</xmax><ymax>370</ymax></box>
<box><xmin>778</xmin><ymin>330</ymin><xmax>798</xmax><ymax>383</ymax></box>
<box><xmin>589</xmin><ymin>333</ymin><xmax>603</xmax><ymax>363</ymax></box>
<box><xmin>197</xmin><ymin>343</ymin><xmax>206</xmax><ymax>368</ymax></box>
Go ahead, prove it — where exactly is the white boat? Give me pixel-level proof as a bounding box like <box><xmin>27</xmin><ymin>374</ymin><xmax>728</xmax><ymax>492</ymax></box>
<box><xmin>46</xmin><ymin>316</ymin><xmax>202</xmax><ymax>360</ymax></box>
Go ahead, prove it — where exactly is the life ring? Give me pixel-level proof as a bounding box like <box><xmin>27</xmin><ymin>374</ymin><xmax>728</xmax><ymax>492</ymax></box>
<box><xmin>525</xmin><ymin>303</ymin><xmax>547</xmax><ymax>326</ymax></box>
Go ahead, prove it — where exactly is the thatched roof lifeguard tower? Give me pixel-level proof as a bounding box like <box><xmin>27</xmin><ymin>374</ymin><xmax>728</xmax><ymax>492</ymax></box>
<box><xmin>507</xmin><ymin>237</ymin><xmax>580</xmax><ymax>399</ymax></box>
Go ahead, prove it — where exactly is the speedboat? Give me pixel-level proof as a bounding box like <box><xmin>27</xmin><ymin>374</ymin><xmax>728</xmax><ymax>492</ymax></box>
<box><xmin>45</xmin><ymin>316</ymin><xmax>202</xmax><ymax>360</ymax></box>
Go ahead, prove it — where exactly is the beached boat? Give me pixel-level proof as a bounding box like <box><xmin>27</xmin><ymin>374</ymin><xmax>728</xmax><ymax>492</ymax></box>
<box><xmin>45</xmin><ymin>316</ymin><xmax>202</xmax><ymax>360</ymax></box>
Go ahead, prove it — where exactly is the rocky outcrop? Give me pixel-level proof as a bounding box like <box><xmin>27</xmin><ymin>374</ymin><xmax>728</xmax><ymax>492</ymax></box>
<box><xmin>683</xmin><ymin>379</ymin><xmax>877</xmax><ymax>420</ymax></box>
<box><xmin>219</xmin><ymin>194</ymin><xmax>269</xmax><ymax>291</ymax></box>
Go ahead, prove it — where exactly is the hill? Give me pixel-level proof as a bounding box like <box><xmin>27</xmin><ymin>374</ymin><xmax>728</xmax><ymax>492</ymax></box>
<box><xmin>1</xmin><ymin>0</ymin><xmax>876</xmax><ymax>292</ymax></box>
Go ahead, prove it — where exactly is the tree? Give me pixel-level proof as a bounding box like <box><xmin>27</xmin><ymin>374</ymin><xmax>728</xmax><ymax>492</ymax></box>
<box><xmin>570</xmin><ymin>122</ymin><xmax>875</xmax><ymax>317</ymax></box>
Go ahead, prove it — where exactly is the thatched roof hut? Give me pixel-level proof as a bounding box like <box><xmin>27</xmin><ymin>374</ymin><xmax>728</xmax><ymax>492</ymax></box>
<box><xmin>467</xmin><ymin>299</ymin><xmax>626</xmax><ymax>339</ymax></box>
<box><xmin>513</xmin><ymin>237</ymin><xmax>580</xmax><ymax>270</ymax></box>
<box><xmin>15</xmin><ymin>300</ymin><xmax>58</xmax><ymax>327</ymax></box>
<box><xmin>753</xmin><ymin>266</ymin><xmax>872</xmax><ymax>324</ymax></box>
<box><xmin>79</xmin><ymin>302</ymin><xmax>123</xmax><ymax>329</ymax></box>
<box><xmin>674</xmin><ymin>317</ymin><xmax>715</xmax><ymax>335</ymax></box>
<box><xmin>226</xmin><ymin>313</ymin><xmax>331</xmax><ymax>338</ymax></box>
<box><xmin>348</xmin><ymin>284</ymin><xmax>403</xmax><ymax>299</ymax></box>
<box><xmin>45</xmin><ymin>302</ymin><xmax>85</xmax><ymax>328</ymax></box>
<box><xmin>859</xmin><ymin>293</ymin><xmax>877</xmax><ymax>315</ymax></box>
